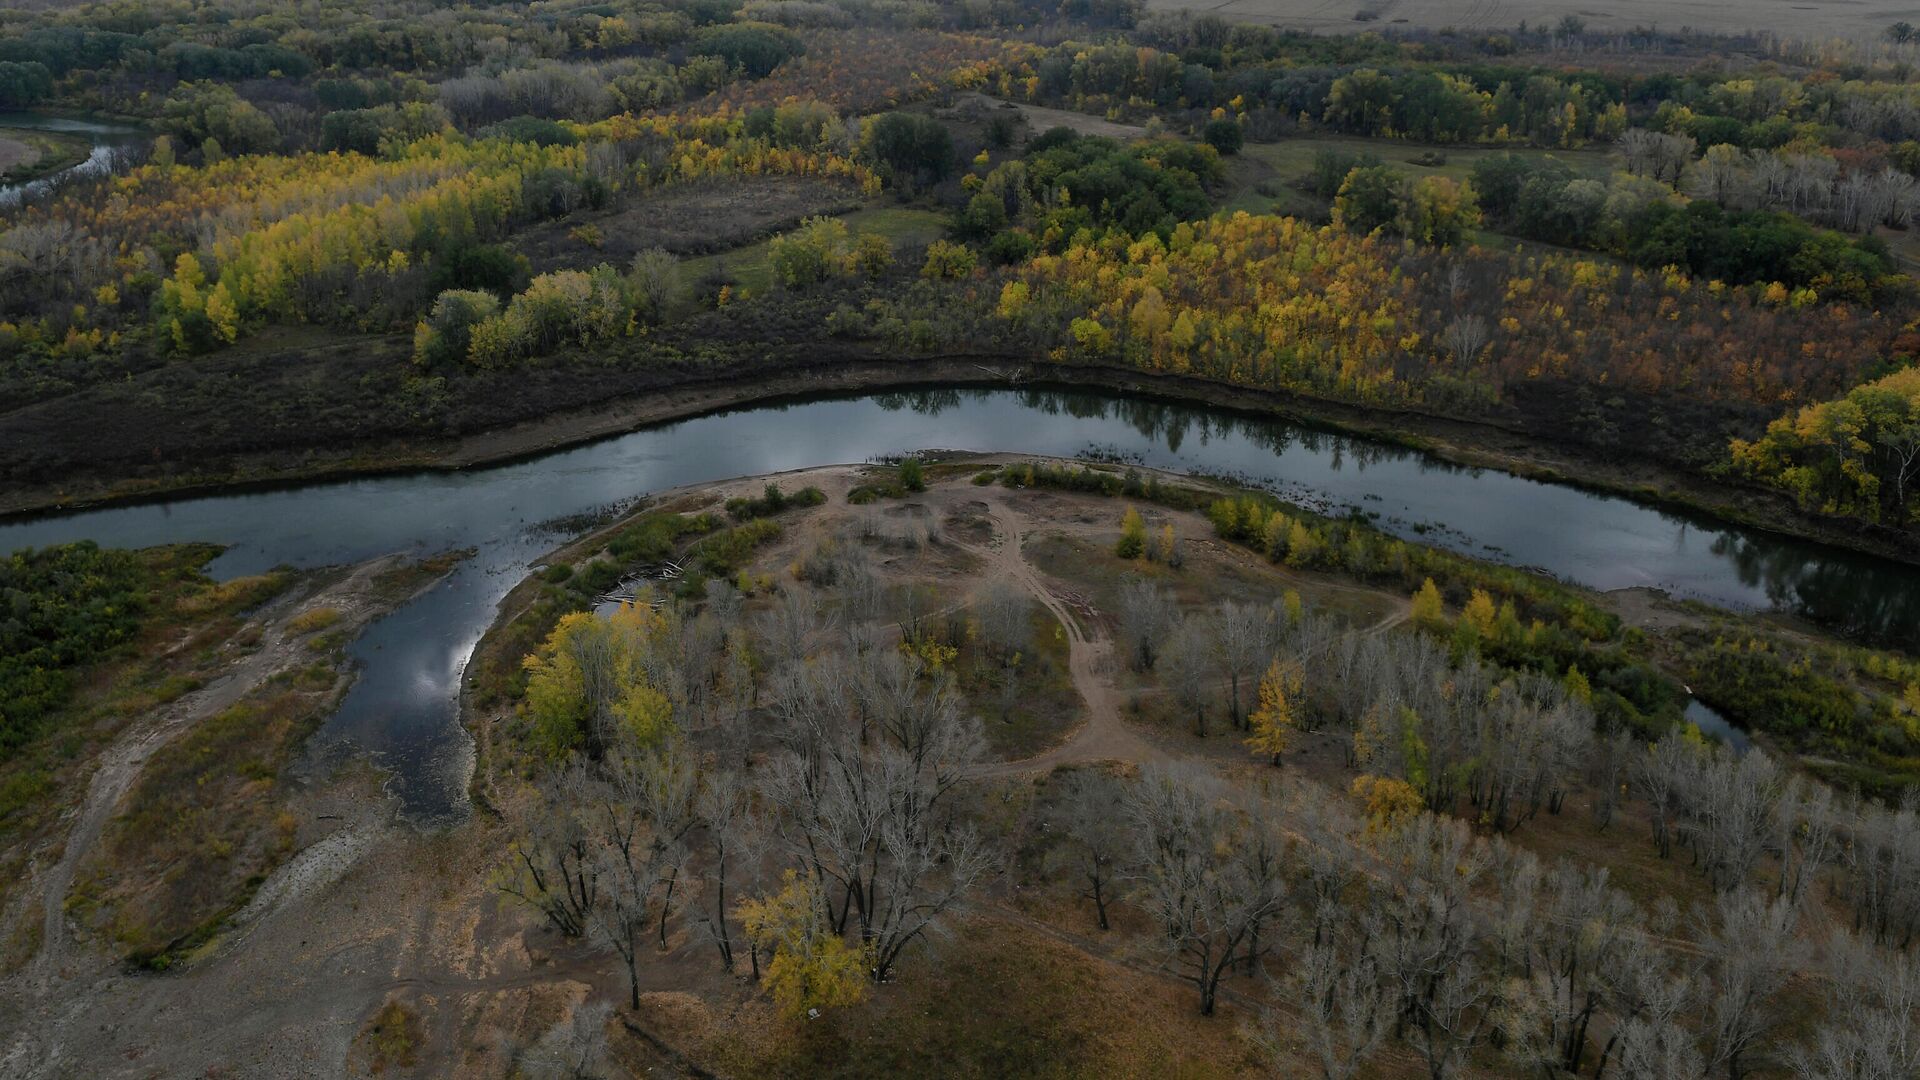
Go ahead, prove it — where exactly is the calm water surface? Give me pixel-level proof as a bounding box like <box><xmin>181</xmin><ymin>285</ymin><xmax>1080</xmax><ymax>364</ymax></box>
<box><xmin>2</xmin><ymin>388</ymin><xmax>1911</xmax><ymax>819</ymax></box>
<box><xmin>0</xmin><ymin>111</ymin><xmax>146</xmax><ymax>209</ymax></box>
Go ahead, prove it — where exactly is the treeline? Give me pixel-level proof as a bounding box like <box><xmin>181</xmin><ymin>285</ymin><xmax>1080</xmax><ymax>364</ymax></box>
<box><xmin>0</xmin><ymin>0</ymin><xmax>1045</xmax><ymax>125</ymax></box>
<box><xmin>1731</xmin><ymin>365</ymin><xmax>1920</xmax><ymax>530</ymax></box>
<box><xmin>0</xmin><ymin>109</ymin><xmax>880</xmax><ymax>375</ymax></box>
<box><xmin>1468</xmin><ymin>151</ymin><xmax>1898</xmax><ymax>303</ymax></box>
<box><xmin>996</xmin><ymin>35</ymin><xmax>1625</xmax><ymax>149</ymax></box>
<box><xmin>968</xmin><ymin>213</ymin><xmax>1891</xmax><ymax>415</ymax></box>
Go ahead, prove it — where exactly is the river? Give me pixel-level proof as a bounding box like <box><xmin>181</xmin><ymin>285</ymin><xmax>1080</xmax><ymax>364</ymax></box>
<box><xmin>1</xmin><ymin>387</ymin><xmax>1912</xmax><ymax>820</ymax></box>
<box><xmin>0</xmin><ymin>110</ymin><xmax>145</xmax><ymax>209</ymax></box>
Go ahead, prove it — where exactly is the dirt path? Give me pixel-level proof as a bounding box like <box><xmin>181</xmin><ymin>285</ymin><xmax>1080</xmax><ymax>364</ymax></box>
<box><xmin>30</xmin><ymin>556</ymin><xmax>407</xmax><ymax>987</ymax></box>
<box><xmin>957</xmin><ymin>497</ymin><xmax>1165</xmax><ymax>778</ymax></box>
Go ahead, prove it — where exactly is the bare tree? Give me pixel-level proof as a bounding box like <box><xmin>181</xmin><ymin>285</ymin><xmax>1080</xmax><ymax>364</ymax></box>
<box><xmin>1271</xmin><ymin>914</ymin><xmax>1396</xmax><ymax>1080</ymax></box>
<box><xmin>1776</xmin><ymin>777</ymin><xmax>1837</xmax><ymax>908</ymax></box>
<box><xmin>1441</xmin><ymin>315</ymin><xmax>1489</xmax><ymax>362</ymax></box>
<box><xmin>1637</xmin><ymin>732</ymin><xmax>1696</xmax><ymax>860</ymax></box>
<box><xmin>976</xmin><ymin>578</ymin><xmax>1033</xmax><ymax>665</ymax></box>
<box><xmin>1790</xmin><ymin>928</ymin><xmax>1920</xmax><ymax>1080</ymax></box>
<box><xmin>1618</xmin><ymin>128</ymin><xmax>1696</xmax><ymax>185</ymax></box>
<box><xmin>760</xmin><ymin>651</ymin><xmax>994</xmax><ymax>982</ymax></box>
<box><xmin>1699</xmin><ymin>886</ymin><xmax>1803</xmax><ymax>1080</ymax></box>
<box><xmin>1588</xmin><ymin>730</ymin><xmax>1635</xmax><ymax>832</ymax></box>
<box><xmin>1211</xmin><ymin>601</ymin><xmax>1267</xmax><ymax>730</ymax></box>
<box><xmin>1118</xmin><ymin>579</ymin><xmax>1177</xmax><ymax>672</ymax></box>
<box><xmin>1127</xmin><ymin>763</ymin><xmax>1288</xmax><ymax>1015</ymax></box>
<box><xmin>1611</xmin><ymin>975</ymin><xmax>1704</xmax><ymax>1080</ymax></box>
<box><xmin>591</xmin><ymin>741</ymin><xmax>700</xmax><ymax>1008</ymax></box>
<box><xmin>502</xmin><ymin>762</ymin><xmax>601</xmax><ymax>939</ymax></box>
<box><xmin>694</xmin><ymin>768</ymin><xmax>757</xmax><ymax>973</ymax></box>
<box><xmin>1369</xmin><ymin>815</ymin><xmax>1494</xmax><ymax>1080</ymax></box>
<box><xmin>1842</xmin><ymin>793</ymin><xmax>1920</xmax><ymax>948</ymax></box>
<box><xmin>1526</xmin><ymin>862</ymin><xmax>1643</xmax><ymax>1075</ymax></box>
<box><xmin>1043</xmin><ymin>769</ymin><xmax>1130</xmax><ymax>930</ymax></box>
<box><xmin>756</xmin><ymin>585</ymin><xmax>831</xmax><ymax>667</ymax></box>
<box><xmin>1161</xmin><ymin>614</ymin><xmax>1215</xmax><ymax>735</ymax></box>
<box><xmin>1685</xmin><ymin>748</ymin><xmax>1790</xmax><ymax>891</ymax></box>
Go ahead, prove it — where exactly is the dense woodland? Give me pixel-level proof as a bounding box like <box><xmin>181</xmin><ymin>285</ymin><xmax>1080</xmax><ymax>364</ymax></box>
<box><xmin>447</xmin><ymin>463</ymin><xmax>1920</xmax><ymax>1076</ymax></box>
<box><xmin>2</xmin><ymin>0</ymin><xmax>1919</xmax><ymax>530</ymax></box>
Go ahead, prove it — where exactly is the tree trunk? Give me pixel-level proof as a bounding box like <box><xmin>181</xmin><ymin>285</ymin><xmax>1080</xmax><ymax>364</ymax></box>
<box><xmin>658</xmin><ymin>866</ymin><xmax>678</xmax><ymax>949</ymax></box>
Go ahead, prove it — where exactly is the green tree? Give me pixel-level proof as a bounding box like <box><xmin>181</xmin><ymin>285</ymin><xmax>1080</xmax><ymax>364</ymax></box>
<box><xmin>160</xmin><ymin>82</ymin><xmax>279</xmax><ymax>156</ymax></box>
<box><xmin>1202</xmin><ymin>118</ymin><xmax>1243</xmax><ymax>155</ymax></box>
<box><xmin>862</xmin><ymin>111</ymin><xmax>954</xmax><ymax>187</ymax></box>
<box><xmin>412</xmin><ymin>289</ymin><xmax>500</xmax><ymax>367</ymax></box>
<box><xmin>1332</xmin><ymin>165</ymin><xmax>1406</xmax><ymax>236</ymax></box>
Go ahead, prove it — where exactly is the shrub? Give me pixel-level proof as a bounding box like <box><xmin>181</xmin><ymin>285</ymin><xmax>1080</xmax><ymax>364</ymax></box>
<box><xmin>1202</xmin><ymin>118</ymin><xmax>1243</xmax><ymax>155</ymax></box>
<box><xmin>769</xmin><ymin>217</ymin><xmax>852</xmax><ymax>288</ymax></box>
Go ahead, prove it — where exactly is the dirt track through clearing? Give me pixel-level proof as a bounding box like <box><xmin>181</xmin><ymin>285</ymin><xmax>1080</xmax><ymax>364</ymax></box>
<box><xmin>960</xmin><ymin>497</ymin><xmax>1165</xmax><ymax>777</ymax></box>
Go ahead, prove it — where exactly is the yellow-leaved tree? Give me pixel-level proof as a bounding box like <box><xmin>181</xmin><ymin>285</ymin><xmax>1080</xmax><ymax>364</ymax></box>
<box><xmin>1411</xmin><ymin>578</ymin><xmax>1446</xmax><ymax>630</ymax></box>
<box><xmin>737</xmin><ymin>871</ymin><xmax>871</xmax><ymax>1021</ymax></box>
<box><xmin>1351</xmin><ymin>774</ymin><xmax>1424</xmax><ymax>838</ymax></box>
<box><xmin>1461</xmin><ymin>588</ymin><xmax>1497</xmax><ymax>636</ymax></box>
<box><xmin>1245</xmin><ymin>659</ymin><xmax>1305</xmax><ymax>766</ymax></box>
<box><xmin>1116</xmin><ymin>506</ymin><xmax>1147</xmax><ymax>559</ymax></box>
<box><xmin>521</xmin><ymin>603</ymin><xmax>676</xmax><ymax>760</ymax></box>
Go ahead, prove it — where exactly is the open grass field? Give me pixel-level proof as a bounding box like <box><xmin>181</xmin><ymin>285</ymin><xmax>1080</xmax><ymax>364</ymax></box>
<box><xmin>679</xmin><ymin>205</ymin><xmax>949</xmax><ymax>297</ymax></box>
<box><xmin>1145</xmin><ymin>0</ymin><xmax>1912</xmax><ymax>43</ymax></box>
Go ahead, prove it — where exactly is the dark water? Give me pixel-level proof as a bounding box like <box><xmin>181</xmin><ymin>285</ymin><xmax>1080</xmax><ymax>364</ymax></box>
<box><xmin>1685</xmin><ymin>699</ymin><xmax>1752</xmax><ymax>755</ymax></box>
<box><xmin>2</xmin><ymin>387</ymin><xmax>1912</xmax><ymax>820</ymax></box>
<box><xmin>0</xmin><ymin>111</ymin><xmax>146</xmax><ymax>209</ymax></box>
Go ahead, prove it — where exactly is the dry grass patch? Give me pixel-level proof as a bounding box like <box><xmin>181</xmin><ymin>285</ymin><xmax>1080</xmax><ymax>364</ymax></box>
<box><xmin>287</xmin><ymin>605</ymin><xmax>343</xmax><ymax>635</ymax></box>
<box><xmin>710</xmin><ymin>915</ymin><xmax>1264</xmax><ymax>1078</ymax></box>
<box><xmin>71</xmin><ymin>662</ymin><xmax>341</xmax><ymax>967</ymax></box>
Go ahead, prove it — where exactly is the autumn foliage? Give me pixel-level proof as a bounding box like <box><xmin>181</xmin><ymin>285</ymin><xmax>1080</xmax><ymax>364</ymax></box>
<box><xmin>990</xmin><ymin>212</ymin><xmax>1891</xmax><ymax>413</ymax></box>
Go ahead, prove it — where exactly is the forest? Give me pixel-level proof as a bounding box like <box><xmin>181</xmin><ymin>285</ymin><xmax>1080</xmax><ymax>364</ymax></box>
<box><xmin>0</xmin><ymin>1</ymin><xmax>1914</xmax><ymax>539</ymax></box>
<box><xmin>451</xmin><ymin>460</ymin><xmax>1920</xmax><ymax>1076</ymax></box>
<box><xmin>1</xmin><ymin>0</ymin><xmax>1919</xmax><ymax>537</ymax></box>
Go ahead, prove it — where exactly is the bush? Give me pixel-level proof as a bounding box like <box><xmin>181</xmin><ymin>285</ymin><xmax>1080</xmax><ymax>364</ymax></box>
<box><xmin>1202</xmin><ymin>118</ymin><xmax>1243</xmax><ymax>155</ymax></box>
<box><xmin>769</xmin><ymin>217</ymin><xmax>852</xmax><ymax>288</ymax></box>
<box><xmin>726</xmin><ymin>483</ymin><xmax>827</xmax><ymax>520</ymax></box>
<box><xmin>412</xmin><ymin>289</ymin><xmax>501</xmax><ymax>367</ymax></box>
